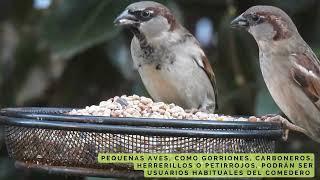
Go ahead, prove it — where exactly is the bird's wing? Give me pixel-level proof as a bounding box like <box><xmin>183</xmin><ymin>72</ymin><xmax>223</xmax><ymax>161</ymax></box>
<box><xmin>176</xmin><ymin>30</ymin><xmax>219</xmax><ymax>109</ymax></box>
<box><xmin>191</xmin><ymin>50</ymin><xmax>219</xmax><ymax>109</ymax></box>
<box><xmin>290</xmin><ymin>51</ymin><xmax>320</xmax><ymax>110</ymax></box>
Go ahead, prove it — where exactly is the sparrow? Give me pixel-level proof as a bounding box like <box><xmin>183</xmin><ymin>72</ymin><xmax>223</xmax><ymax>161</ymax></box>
<box><xmin>114</xmin><ymin>1</ymin><xmax>218</xmax><ymax>112</ymax></box>
<box><xmin>231</xmin><ymin>6</ymin><xmax>320</xmax><ymax>142</ymax></box>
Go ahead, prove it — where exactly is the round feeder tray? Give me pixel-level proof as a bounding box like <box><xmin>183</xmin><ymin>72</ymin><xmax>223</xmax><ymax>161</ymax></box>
<box><xmin>0</xmin><ymin>107</ymin><xmax>282</xmax><ymax>178</ymax></box>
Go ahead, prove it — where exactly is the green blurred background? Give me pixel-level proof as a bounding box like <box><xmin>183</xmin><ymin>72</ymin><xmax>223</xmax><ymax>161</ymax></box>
<box><xmin>0</xmin><ymin>0</ymin><xmax>319</xmax><ymax>179</ymax></box>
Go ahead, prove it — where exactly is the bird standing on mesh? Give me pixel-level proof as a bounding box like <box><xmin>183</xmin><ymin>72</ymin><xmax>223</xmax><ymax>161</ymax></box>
<box><xmin>231</xmin><ymin>6</ymin><xmax>320</xmax><ymax>142</ymax></box>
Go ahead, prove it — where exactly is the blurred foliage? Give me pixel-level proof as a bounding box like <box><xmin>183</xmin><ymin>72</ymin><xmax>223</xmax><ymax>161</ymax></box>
<box><xmin>0</xmin><ymin>0</ymin><xmax>320</xmax><ymax>179</ymax></box>
<box><xmin>41</xmin><ymin>0</ymin><xmax>123</xmax><ymax>60</ymax></box>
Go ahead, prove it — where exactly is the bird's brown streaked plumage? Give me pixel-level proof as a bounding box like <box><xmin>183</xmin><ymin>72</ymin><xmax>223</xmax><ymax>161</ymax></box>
<box><xmin>115</xmin><ymin>1</ymin><xmax>218</xmax><ymax>112</ymax></box>
<box><xmin>291</xmin><ymin>53</ymin><xmax>320</xmax><ymax>110</ymax></box>
<box><xmin>231</xmin><ymin>5</ymin><xmax>320</xmax><ymax>142</ymax></box>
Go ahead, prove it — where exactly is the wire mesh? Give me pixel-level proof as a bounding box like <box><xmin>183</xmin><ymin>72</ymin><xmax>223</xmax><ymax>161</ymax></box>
<box><xmin>5</xmin><ymin>127</ymin><xmax>276</xmax><ymax>168</ymax></box>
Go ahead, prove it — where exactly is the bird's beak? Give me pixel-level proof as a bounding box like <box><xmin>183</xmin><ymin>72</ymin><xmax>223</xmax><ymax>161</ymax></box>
<box><xmin>114</xmin><ymin>9</ymin><xmax>139</xmax><ymax>26</ymax></box>
<box><xmin>231</xmin><ymin>14</ymin><xmax>249</xmax><ymax>29</ymax></box>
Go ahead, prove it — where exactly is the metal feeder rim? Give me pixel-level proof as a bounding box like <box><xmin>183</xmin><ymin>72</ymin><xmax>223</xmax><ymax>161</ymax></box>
<box><xmin>0</xmin><ymin>115</ymin><xmax>282</xmax><ymax>139</ymax></box>
<box><xmin>0</xmin><ymin>107</ymin><xmax>283</xmax><ymax>139</ymax></box>
<box><xmin>0</xmin><ymin>107</ymin><xmax>282</xmax><ymax>130</ymax></box>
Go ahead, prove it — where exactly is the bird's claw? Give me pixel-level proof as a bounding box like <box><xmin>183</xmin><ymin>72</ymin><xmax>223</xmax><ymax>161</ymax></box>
<box><xmin>259</xmin><ymin>114</ymin><xmax>278</xmax><ymax>120</ymax></box>
<box><xmin>261</xmin><ymin>115</ymin><xmax>307</xmax><ymax>141</ymax></box>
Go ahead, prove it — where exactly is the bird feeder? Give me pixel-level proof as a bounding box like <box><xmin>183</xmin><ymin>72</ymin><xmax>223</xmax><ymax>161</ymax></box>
<box><xmin>0</xmin><ymin>107</ymin><xmax>282</xmax><ymax>178</ymax></box>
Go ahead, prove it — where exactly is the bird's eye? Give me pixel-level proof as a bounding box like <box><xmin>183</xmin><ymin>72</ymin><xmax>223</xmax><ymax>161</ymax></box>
<box><xmin>141</xmin><ymin>10</ymin><xmax>151</xmax><ymax>18</ymax></box>
<box><xmin>251</xmin><ymin>14</ymin><xmax>260</xmax><ymax>22</ymax></box>
<box><xmin>128</xmin><ymin>9</ymin><xmax>134</xmax><ymax>14</ymax></box>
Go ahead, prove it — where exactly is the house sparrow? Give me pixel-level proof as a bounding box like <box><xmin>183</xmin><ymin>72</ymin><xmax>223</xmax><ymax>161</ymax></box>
<box><xmin>231</xmin><ymin>6</ymin><xmax>320</xmax><ymax>142</ymax></box>
<box><xmin>114</xmin><ymin>1</ymin><xmax>218</xmax><ymax>112</ymax></box>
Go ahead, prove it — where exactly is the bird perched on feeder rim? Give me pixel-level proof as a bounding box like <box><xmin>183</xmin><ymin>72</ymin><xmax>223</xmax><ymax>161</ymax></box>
<box><xmin>231</xmin><ymin>5</ymin><xmax>320</xmax><ymax>142</ymax></box>
<box><xmin>114</xmin><ymin>1</ymin><xmax>218</xmax><ymax>112</ymax></box>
